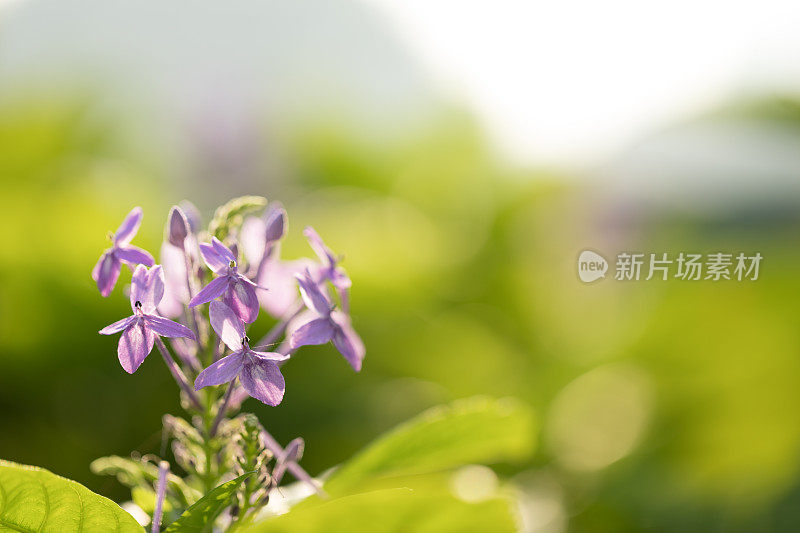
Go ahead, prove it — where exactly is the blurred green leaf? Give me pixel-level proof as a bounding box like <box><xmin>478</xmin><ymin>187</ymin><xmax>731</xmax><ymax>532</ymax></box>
<box><xmin>208</xmin><ymin>196</ymin><xmax>267</xmax><ymax>240</ymax></box>
<box><xmin>91</xmin><ymin>455</ymin><xmax>199</xmax><ymax>507</ymax></box>
<box><xmin>324</xmin><ymin>396</ymin><xmax>535</xmax><ymax>496</ymax></box>
<box><xmin>163</xmin><ymin>472</ymin><xmax>253</xmax><ymax>533</ymax></box>
<box><xmin>0</xmin><ymin>459</ymin><xmax>143</xmax><ymax>532</ymax></box>
<box><xmin>246</xmin><ymin>488</ymin><xmax>517</xmax><ymax>533</ymax></box>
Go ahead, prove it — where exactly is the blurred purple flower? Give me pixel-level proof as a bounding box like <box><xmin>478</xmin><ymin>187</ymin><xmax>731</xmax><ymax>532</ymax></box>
<box><xmin>303</xmin><ymin>226</ymin><xmax>351</xmax><ymax>291</ymax></box>
<box><xmin>240</xmin><ymin>204</ymin><xmax>311</xmax><ymax>317</ymax></box>
<box><xmin>290</xmin><ymin>270</ymin><xmax>365</xmax><ymax>371</ymax></box>
<box><xmin>189</xmin><ymin>237</ymin><xmax>261</xmax><ymax>323</ymax></box>
<box><xmin>92</xmin><ymin>207</ymin><xmax>155</xmax><ymax>297</ymax></box>
<box><xmin>195</xmin><ymin>301</ymin><xmax>288</xmax><ymax>406</ymax></box>
<box><xmin>157</xmin><ymin>241</ymin><xmax>189</xmax><ymax>318</ymax></box>
<box><xmin>240</xmin><ymin>203</ymin><xmax>287</xmax><ymax>267</ymax></box>
<box><xmin>99</xmin><ymin>264</ymin><xmax>195</xmax><ymax>374</ymax></box>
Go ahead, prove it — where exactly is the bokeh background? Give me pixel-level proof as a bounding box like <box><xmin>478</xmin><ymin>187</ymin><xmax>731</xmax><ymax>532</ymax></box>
<box><xmin>3</xmin><ymin>1</ymin><xmax>800</xmax><ymax>531</ymax></box>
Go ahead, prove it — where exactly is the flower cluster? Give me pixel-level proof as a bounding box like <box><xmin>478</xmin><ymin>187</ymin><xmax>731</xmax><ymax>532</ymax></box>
<box><xmin>95</xmin><ymin>200</ymin><xmax>365</xmax><ymax>406</ymax></box>
<box><xmin>91</xmin><ymin>199</ymin><xmax>363</xmax><ymax>529</ymax></box>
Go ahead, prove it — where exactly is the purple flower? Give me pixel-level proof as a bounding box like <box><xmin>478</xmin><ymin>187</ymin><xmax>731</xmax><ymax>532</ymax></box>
<box><xmin>99</xmin><ymin>264</ymin><xmax>195</xmax><ymax>373</ymax></box>
<box><xmin>240</xmin><ymin>203</ymin><xmax>287</xmax><ymax>268</ymax></box>
<box><xmin>92</xmin><ymin>207</ymin><xmax>155</xmax><ymax>297</ymax></box>
<box><xmin>189</xmin><ymin>237</ymin><xmax>261</xmax><ymax>323</ymax></box>
<box><xmin>195</xmin><ymin>301</ymin><xmax>288</xmax><ymax>406</ymax></box>
<box><xmin>303</xmin><ymin>226</ymin><xmax>351</xmax><ymax>291</ymax></box>
<box><xmin>290</xmin><ymin>270</ymin><xmax>365</xmax><ymax>371</ymax></box>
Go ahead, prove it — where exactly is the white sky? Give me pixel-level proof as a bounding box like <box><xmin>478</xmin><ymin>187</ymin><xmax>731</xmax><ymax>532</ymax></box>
<box><xmin>364</xmin><ymin>0</ymin><xmax>800</xmax><ymax>166</ymax></box>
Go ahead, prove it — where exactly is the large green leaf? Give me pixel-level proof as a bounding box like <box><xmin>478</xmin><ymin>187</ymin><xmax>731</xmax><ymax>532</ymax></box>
<box><xmin>0</xmin><ymin>459</ymin><xmax>143</xmax><ymax>532</ymax></box>
<box><xmin>163</xmin><ymin>473</ymin><xmax>253</xmax><ymax>533</ymax></box>
<box><xmin>324</xmin><ymin>396</ymin><xmax>535</xmax><ymax>495</ymax></box>
<box><xmin>246</xmin><ymin>488</ymin><xmax>517</xmax><ymax>533</ymax></box>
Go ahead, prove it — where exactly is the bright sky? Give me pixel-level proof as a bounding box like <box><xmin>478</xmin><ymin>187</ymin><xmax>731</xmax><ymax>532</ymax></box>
<box><xmin>365</xmin><ymin>0</ymin><xmax>800</xmax><ymax>166</ymax></box>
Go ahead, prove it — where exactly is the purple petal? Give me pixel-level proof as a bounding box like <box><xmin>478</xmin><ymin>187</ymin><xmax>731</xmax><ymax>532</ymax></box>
<box><xmin>188</xmin><ymin>276</ymin><xmax>229</xmax><ymax>307</ymax></box>
<box><xmin>295</xmin><ymin>271</ymin><xmax>332</xmax><ymax>316</ymax></box>
<box><xmin>240</xmin><ymin>358</ymin><xmax>285</xmax><ymax>406</ymax></box>
<box><xmin>158</xmin><ymin>243</ymin><xmax>189</xmax><ymax>318</ymax></box>
<box><xmin>257</xmin><ymin>258</ymin><xmax>309</xmax><ymax>318</ymax></box>
<box><xmin>179</xmin><ymin>200</ymin><xmax>201</xmax><ymax>233</ymax></box>
<box><xmin>93</xmin><ymin>251</ymin><xmax>121</xmax><ymax>297</ymax></box>
<box><xmin>209</xmin><ymin>300</ymin><xmax>246</xmax><ymax>351</ymax></box>
<box><xmin>129</xmin><ymin>264</ymin><xmax>149</xmax><ymax>311</ymax></box>
<box><xmin>116</xmin><ymin>245</ymin><xmax>155</xmax><ymax>267</ymax></box>
<box><xmin>290</xmin><ymin>317</ymin><xmax>335</xmax><ymax>348</ymax></box>
<box><xmin>332</xmin><ymin>313</ymin><xmax>366</xmax><ymax>372</ymax></box>
<box><xmin>222</xmin><ymin>277</ymin><xmax>260</xmax><ymax>324</ymax></box>
<box><xmin>211</xmin><ymin>237</ymin><xmax>237</xmax><ymax>264</ymax></box>
<box><xmin>200</xmin><ymin>243</ymin><xmax>227</xmax><ymax>273</ymax></box>
<box><xmin>303</xmin><ymin>226</ymin><xmax>336</xmax><ymax>267</ymax></box>
<box><xmin>118</xmin><ymin>321</ymin><xmax>155</xmax><ymax>374</ymax></box>
<box><xmin>99</xmin><ymin>315</ymin><xmax>136</xmax><ymax>335</ymax></box>
<box><xmin>249</xmin><ymin>349</ymin><xmax>290</xmax><ymax>362</ymax></box>
<box><xmin>114</xmin><ymin>206</ymin><xmax>143</xmax><ymax>245</ymax></box>
<box><xmin>145</xmin><ymin>265</ymin><xmax>166</xmax><ymax>311</ymax></box>
<box><xmin>240</xmin><ymin>216</ymin><xmax>266</xmax><ymax>267</ymax></box>
<box><xmin>167</xmin><ymin>206</ymin><xmax>190</xmax><ymax>248</ymax></box>
<box><xmin>264</xmin><ymin>203</ymin><xmax>287</xmax><ymax>244</ymax></box>
<box><xmin>130</xmin><ymin>264</ymin><xmax>165</xmax><ymax>315</ymax></box>
<box><xmin>145</xmin><ymin>315</ymin><xmax>195</xmax><ymax>339</ymax></box>
<box><xmin>194</xmin><ymin>352</ymin><xmax>244</xmax><ymax>390</ymax></box>
<box><xmin>331</xmin><ymin>266</ymin><xmax>352</xmax><ymax>290</ymax></box>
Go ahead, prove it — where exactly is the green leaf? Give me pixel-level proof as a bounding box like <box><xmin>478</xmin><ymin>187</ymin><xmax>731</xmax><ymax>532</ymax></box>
<box><xmin>244</xmin><ymin>488</ymin><xmax>517</xmax><ymax>533</ymax></box>
<box><xmin>90</xmin><ymin>455</ymin><xmax>199</xmax><ymax>507</ymax></box>
<box><xmin>163</xmin><ymin>472</ymin><xmax>253</xmax><ymax>533</ymax></box>
<box><xmin>207</xmin><ymin>196</ymin><xmax>267</xmax><ymax>240</ymax></box>
<box><xmin>324</xmin><ymin>396</ymin><xmax>535</xmax><ymax>496</ymax></box>
<box><xmin>0</xmin><ymin>459</ymin><xmax>144</xmax><ymax>532</ymax></box>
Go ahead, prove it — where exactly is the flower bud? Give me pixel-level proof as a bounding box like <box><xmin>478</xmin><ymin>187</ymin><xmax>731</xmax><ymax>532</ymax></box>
<box><xmin>167</xmin><ymin>206</ymin><xmax>191</xmax><ymax>249</ymax></box>
<box><xmin>264</xmin><ymin>203</ymin><xmax>287</xmax><ymax>244</ymax></box>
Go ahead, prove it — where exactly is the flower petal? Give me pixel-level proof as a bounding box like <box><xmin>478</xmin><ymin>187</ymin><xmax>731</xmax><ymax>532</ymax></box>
<box><xmin>158</xmin><ymin>243</ymin><xmax>189</xmax><ymax>318</ymax></box>
<box><xmin>240</xmin><ymin>358</ymin><xmax>285</xmax><ymax>406</ymax></box>
<box><xmin>200</xmin><ymin>243</ymin><xmax>227</xmax><ymax>273</ymax></box>
<box><xmin>93</xmin><ymin>251</ymin><xmax>121</xmax><ymax>297</ymax></box>
<box><xmin>145</xmin><ymin>315</ymin><xmax>195</xmax><ymax>339</ymax></box>
<box><xmin>295</xmin><ymin>270</ymin><xmax>332</xmax><ymax>316</ymax></box>
<box><xmin>114</xmin><ymin>206</ymin><xmax>143</xmax><ymax>245</ymax></box>
<box><xmin>249</xmin><ymin>349</ymin><xmax>290</xmax><ymax>362</ymax></box>
<box><xmin>240</xmin><ymin>216</ymin><xmax>266</xmax><ymax>267</ymax></box>
<box><xmin>129</xmin><ymin>264</ymin><xmax>149</xmax><ymax>311</ymax></box>
<box><xmin>264</xmin><ymin>203</ymin><xmax>287</xmax><ymax>244</ymax></box>
<box><xmin>303</xmin><ymin>226</ymin><xmax>336</xmax><ymax>267</ymax></box>
<box><xmin>211</xmin><ymin>237</ymin><xmax>237</xmax><ymax>264</ymax></box>
<box><xmin>188</xmin><ymin>276</ymin><xmax>229</xmax><ymax>307</ymax></box>
<box><xmin>290</xmin><ymin>317</ymin><xmax>335</xmax><ymax>348</ymax></box>
<box><xmin>332</xmin><ymin>312</ymin><xmax>366</xmax><ymax>372</ymax></box>
<box><xmin>194</xmin><ymin>352</ymin><xmax>244</xmax><ymax>390</ymax></box>
<box><xmin>118</xmin><ymin>321</ymin><xmax>155</xmax><ymax>374</ymax></box>
<box><xmin>222</xmin><ymin>277</ymin><xmax>259</xmax><ymax>323</ymax></box>
<box><xmin>257</xmin><ymin>258</ymin><xmax>310</xmax><ymax>318</ymax></box>
<box><xmin>144</xmin><ymin>265</ymin><xmax>166</xmax><ymax>312</ymax></box>
<box><xmin>99</xmin><ymin>315</ymin><xmax>136</xmax><ymax>335</ymax></box>
<box><xmin>167</xmin><ymin>206</ymin><xmax>190</xmax><ymax>248</ymax></box>
<box><xmin>116</xmin><ymin>245</ymin><xmax>155</xmax><ymax>267</ymax></box>
<box><xmin>209</xmin><ymin>300</ymin><xmax>245</xmax><ymax>351</ymax></box>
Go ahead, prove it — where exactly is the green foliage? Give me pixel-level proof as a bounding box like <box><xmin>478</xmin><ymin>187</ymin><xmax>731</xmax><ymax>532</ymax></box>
<box><xmin>208</xmin><ymin>196</ymin><xmax>267</xmax><ymax>241</ymax></box>
<box><xmin>163</xmin><ymin>473</ymin><xmax>254</xmax><ymax>533</ymax></box>
<box><xmin>0</xmin><ymin>459</ymin><xmax>143</xmax><ymax>532</ymax></box>
<box><xmin>323</xmin><ymin>396</ymin><xmax>535</xmax><ymax>496</ymax></box>
<box><xmin>245</xmin><ymin>488</ymin><xmax>517</xmax><ymax>533</ymax></box>
<box><xmin>91</xmin><ymin>455</ymin><xmax>200</xmax><ymax>508</ymax></box>
<box><xmin>242</xmin><ymin>397</ymin><xmax>532</xmax><ymax>531</ymax></box>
